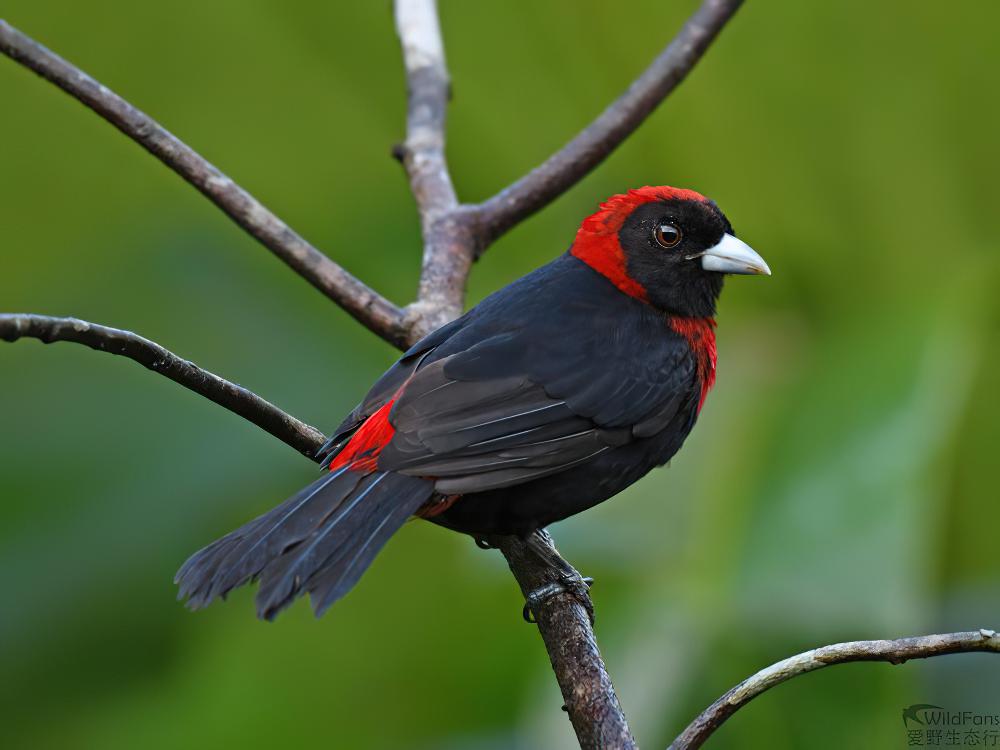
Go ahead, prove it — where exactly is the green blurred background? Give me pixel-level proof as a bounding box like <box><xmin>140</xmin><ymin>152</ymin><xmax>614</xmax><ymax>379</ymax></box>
<box><xmin>2</xmin><ymin>1</ymin><xmax>998</xmax><ymax>748</ymax></box>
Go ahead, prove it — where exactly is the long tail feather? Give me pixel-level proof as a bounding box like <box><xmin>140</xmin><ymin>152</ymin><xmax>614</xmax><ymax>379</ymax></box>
<box><xmin>176</xmin><ymin>469</ymin><xmax>433</xmax><ymax>618</ymax></box>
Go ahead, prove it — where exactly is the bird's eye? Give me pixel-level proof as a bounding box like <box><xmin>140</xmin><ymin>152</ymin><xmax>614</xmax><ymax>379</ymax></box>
<box><xmin>654</xmin><ymin>223</ymin><xmax>682</xmax><ymax>249</ymax></box>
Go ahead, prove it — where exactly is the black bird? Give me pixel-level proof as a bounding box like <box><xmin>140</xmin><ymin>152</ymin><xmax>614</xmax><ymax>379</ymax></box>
<box><xmin>176</xmin><ymin>186</ymin><xmax>770</xmax><ymax>620</ymax></box>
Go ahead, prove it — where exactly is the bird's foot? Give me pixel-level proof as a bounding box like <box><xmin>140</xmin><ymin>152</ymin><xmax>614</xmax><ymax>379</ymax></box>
<box><xmin>519</xmin><ymin>528</ymin><xmax>596</xmax><ymax>624</ymax></box>
<box><xmin>523</xmin><ymin>573</ymin><xmax>595</xmax><ymax>625</ymax></box>
<box><xmin>476</xmin><ymin>529</ymin><xmax>595</xmax><ymax>624</ymax></box>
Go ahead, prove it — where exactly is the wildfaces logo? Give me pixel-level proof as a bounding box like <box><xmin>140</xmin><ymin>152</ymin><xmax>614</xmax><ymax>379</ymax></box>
<box><xmin>902</xmin><ymin>705</ymin><xmax>1000</xmax><ymax>746</ymax></box>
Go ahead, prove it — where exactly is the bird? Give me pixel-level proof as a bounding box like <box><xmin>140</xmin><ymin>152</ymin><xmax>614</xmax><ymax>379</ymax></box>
<box><xmin>175</xmin><ymin>185</ymin><xmax>770</xmax><ymax>621</ymax></box>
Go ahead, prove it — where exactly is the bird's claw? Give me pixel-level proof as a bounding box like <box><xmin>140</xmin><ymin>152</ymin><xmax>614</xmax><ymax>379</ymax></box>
<box><xmin>523</xmin><ymin>574</ymin><xmax>595</xmax><ymax>625</ymax></box>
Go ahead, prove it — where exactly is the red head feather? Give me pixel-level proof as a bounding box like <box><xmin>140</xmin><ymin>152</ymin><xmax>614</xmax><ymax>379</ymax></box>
<box><xmin>571</xmin><ymin>187</ymin><xmax>717</xmax><ymax>412</ymax></box>
<box><xmin>570</xmin><ymin>186</ymin><xmax>708</xmax><ymax>301</ymax></box>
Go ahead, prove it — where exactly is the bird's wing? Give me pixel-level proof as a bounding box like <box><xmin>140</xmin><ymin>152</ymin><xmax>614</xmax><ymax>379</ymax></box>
<box><xmin>323</xmin><ymin>254</ymin><xmax>701</xmax><ymax>489</ymax></box>
<box><xmin>316</xmin><ymin>316</ymin><xmax>467</xmax><ymax>464</ymax></box>
<box><xmin>378</xmin><ymin>318</ymin><xmax>699</xmax><ymax>493</ymax></box>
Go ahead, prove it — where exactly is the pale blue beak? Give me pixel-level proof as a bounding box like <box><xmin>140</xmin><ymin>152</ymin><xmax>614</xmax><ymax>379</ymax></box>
<box><xmin>701</xmin><ymin>234</ymin><xmax>771</xmax><ymax>276</ymax></box>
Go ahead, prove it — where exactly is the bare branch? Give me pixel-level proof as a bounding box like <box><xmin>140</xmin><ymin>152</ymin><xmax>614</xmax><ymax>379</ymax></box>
<box><xmin>0</xmin><ymin>20</ymin><xmax>409</xmax><ymax>348</ymax></box>
<box><xmin>394</xmin><ymin>0</ymin><xmax>457</xmax><ymax>220</ymax></box>
<box><xmin>0</xmin><ymin>314</ymin><xmax>326</xmax><ymax>460</ymax></box>
<box><xmin>668</xmin><ymin>629</ymin><xmax>1000</xmax><ymax>750</ymax></box>
<box><xmin>488</xmin><ymin>532</ymin><xmax>636</xmax><ymax>750</ymax></box>
<box><xmin>393</xmin><ymin>0</ymin><xmax>475</xmax><ymax>337</ymax></box>
<box><xmin>473</xmin><ymin>0</ymin><xmax>744</xmax><ymax>246</ymax></box>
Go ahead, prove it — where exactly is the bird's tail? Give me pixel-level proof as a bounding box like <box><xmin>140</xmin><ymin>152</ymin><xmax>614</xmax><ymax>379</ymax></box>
<box><xmin>175</xmin><ymin>467</ymin><xmax>434</xmax><ymax>620</ymax></box>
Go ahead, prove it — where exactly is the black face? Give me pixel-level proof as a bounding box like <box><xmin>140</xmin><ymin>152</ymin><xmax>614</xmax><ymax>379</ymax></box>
<box><xmin>618</xmin><ymin>198</ymin><xmax>733</xmax><ymax>317</ymax></box>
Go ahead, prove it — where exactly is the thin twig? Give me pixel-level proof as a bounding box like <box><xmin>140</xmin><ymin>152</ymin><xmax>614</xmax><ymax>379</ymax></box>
<box><xmin>473</xmin><ymin>0</ymin><xmax>745</xmax><ymax>247</ymax></box>
<box><xmin>393</xmin><ymin>0</ymin><xmax>473</xmax><ymax>336</ymax></box>
<box><xmin>668</xmin><ymin>629</ymin><xmax>1000</xmax><ymax>750</ymax></box>
<box><xmin>0</xmin><ymin>314</ymin><xmax>325</xmax><ymax>460</ymax></box>
<box><xmin>0</xmin><ymin>20</ymin><xmax>408</xmax><ymax>347</ymax></box>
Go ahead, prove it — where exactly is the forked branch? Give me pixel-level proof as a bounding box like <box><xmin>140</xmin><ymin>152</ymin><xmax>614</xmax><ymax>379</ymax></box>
<box><xmin>0</xmin><ymin>20</ymin><xmax>408</xmax><ymax>346</ymax></box>
<box><xmin>393</xmin><ymin>0</ymin><xmax>473</xmax><ymax>335</ymax></box>
<box><xmin>0</xmin><ymin>0</ymin><xmax>745</xmax><ymax>345</ymax></box>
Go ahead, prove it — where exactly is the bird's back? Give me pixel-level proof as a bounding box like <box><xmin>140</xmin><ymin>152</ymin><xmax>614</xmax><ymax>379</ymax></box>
<box><xmin>332</xmin><ymin>253</ymin><xmax>707</xmax><ymax>536</ymax></box>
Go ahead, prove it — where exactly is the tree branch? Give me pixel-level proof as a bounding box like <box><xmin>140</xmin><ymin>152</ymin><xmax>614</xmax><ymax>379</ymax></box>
<box><xmin>488</xmin><ymin>532</ymin><xmax>636</xmax><ymax>749</ymax></box>
<box><xmin>472</xmin><ymin>0</ymin><xmax>744</xmax><ymax>247</ymax></box>
<box><xmin>393</xmin><ymin>0</ymin><xmax>474</xmax><ymax>337</ymax></box>
<box><xmin>394</xmin><ymin>0</ymin><xmax>456</xmax><ymax>221</ymax></box>
<box><xmin>0</xmin><ymin>314</ymin><xmax>325</xmax><ymax>460</ymax></box>
<box><xmin>0</xmin><ymin>20</ymin><xmax>409</xmax><ymax>348</ymax></box>
<box><xmin>668</xmin><ymin>629</ymin><xmax>1000</xmax><ymax>750</ymax></box>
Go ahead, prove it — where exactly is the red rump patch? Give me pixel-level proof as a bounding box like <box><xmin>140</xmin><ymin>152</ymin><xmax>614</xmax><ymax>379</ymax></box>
<box><xmin>416</xmin><ymin>493</ymin><xmax>462</xmax><ymax>519</ymax></box>
<box><xmin>329</xmin><ymin>399</ymin><xmax>397</xmax><ymax>472</ymax></box>
<box><xmin>570</xmin><ymin>186</ymin><xmax>708</xmax><ymax>301</ymax></box>
<box><xmin>669</xmin><ymin>316</ymin><xmax>717</xmax><ymax>413</ymax></box>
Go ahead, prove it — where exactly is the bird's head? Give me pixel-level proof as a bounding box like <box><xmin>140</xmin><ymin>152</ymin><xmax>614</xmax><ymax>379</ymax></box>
<box><xmin>570</xmin><ymin>186</ymin><xmax>769</xmax><ymax>318</ymax></box>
